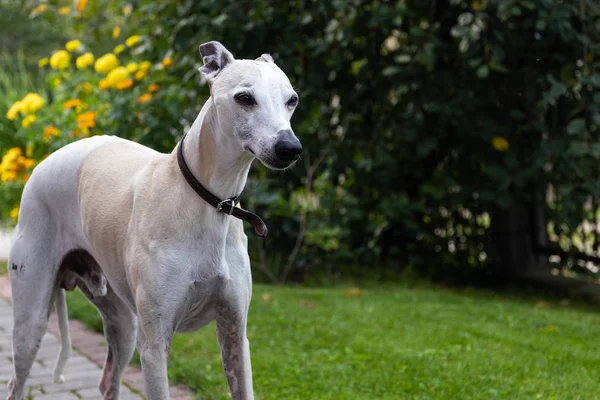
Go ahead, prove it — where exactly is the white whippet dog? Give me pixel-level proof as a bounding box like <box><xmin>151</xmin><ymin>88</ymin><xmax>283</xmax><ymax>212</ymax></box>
<box><xmin>7</xmin><ymin>41</ymin><xmax>302</xmax><ymax>400</ymax></box>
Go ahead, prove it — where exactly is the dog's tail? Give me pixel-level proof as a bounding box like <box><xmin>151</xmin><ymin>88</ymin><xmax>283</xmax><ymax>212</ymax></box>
<box><xmin>53</xmin><ymin>289</ymin><xmax>71</xmax><ymax>384</ymax></box>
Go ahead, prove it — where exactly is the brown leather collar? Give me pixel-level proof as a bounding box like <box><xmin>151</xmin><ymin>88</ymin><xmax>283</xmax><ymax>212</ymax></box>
<box><xmin>176</xmin><ymin>133</ymin><xmax>268</xmax><ymax>239</ymax></box>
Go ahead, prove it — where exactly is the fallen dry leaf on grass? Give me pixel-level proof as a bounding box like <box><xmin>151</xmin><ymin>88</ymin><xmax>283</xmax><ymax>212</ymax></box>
<box><xmin>535</xmin><ymin>301</ymin><xmax>549</xmax><ymax>308</ymax></box>
<box><xmin>261</xmin><ymin>294</ymin><xmax>271</xmax><ymax>303</ymax></box>
<box><xmin>344</xmin><ymin>288</ymin><xmax>363</xmax><ymax>297</ymax></box>
<box><xmin>302</xmin><ymin>300</ymin><xmax>316</xmax><ymax>309</ymax></box>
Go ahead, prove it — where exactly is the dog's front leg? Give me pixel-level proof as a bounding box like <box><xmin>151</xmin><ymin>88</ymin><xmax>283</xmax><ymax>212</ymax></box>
<box><xmin>216</xmin><ymin>314</ymin><xmax>254</xmax><ymax>400</ymax></box>
<box><xmin>136</xmin><ymin>290</ymin><xmax>173</xmax><ymax>400</ymax></box>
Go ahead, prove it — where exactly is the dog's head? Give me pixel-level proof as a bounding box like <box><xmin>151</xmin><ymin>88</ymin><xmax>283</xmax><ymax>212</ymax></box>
<box><xmin>199</xmin><ymin>41</ymin><xmax>302</xmax><ymax>170</ymax></box>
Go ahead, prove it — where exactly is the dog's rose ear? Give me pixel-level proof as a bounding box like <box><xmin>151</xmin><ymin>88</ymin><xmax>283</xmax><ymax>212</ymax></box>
<box><xmin>255</xmin><ymin>54</ymin><xmax>274</xmax><ymax>63</ymax></box>
<box><xmin>199</xmin><ymin>41</ymin><xmax>234</xmax><ymax>81</ymax></box>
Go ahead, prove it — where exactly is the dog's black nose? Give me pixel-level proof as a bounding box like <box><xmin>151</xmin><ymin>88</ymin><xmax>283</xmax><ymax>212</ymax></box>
<box><xmin>274</xmin><ymin>129</ymin><xmax>303</xmax><ymax>162</ymax></box>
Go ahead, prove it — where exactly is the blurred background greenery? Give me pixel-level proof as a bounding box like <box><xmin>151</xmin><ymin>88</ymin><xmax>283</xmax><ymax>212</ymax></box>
<box><xmin>1</xmin><ymin>0</ymin><xmax>600</xmax><ymax>289</ymax></box>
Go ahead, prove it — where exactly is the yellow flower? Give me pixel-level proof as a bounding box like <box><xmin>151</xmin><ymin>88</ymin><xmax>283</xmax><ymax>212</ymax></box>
<box><xmin>125</xmin><ymin>35</ymin><xmax>140</xmax><ymax>47</ymax></box>
<box><xmin>30</xmin><ymin>4</ymin><xmax>48</xmax><ymax>15</ymax></box>
<box><xmin>139</xmin><ymin>61</ymin><xmax>152</xmax><ymax>71</ymax></box>
<box><xmin>116</xmin><ymin>79</ymin><xmax>134</xmax><ymax>90</ymax></box>
<box><xmin>148</xmin><ymin>84</ymin><xmax>159</xmax><ymax>93</ymax></box>
<box><xmin>98</xmin><ymin>79</ymin><xmax>112</xmax><ymax>90</ymax></box>
<box><xmin>492</xmin><ymin>136</ymin><xmax>509</xmax><ymax>151</ymax></box>
<box><xmin>23</xmin><ymin>175</ymin><xmax>30</xmax><ymax>184</ymax></box>
<box><xmin>75</xmin><ymin>0</ymin><xmax>87</xmax><ymax>12</ymax></box>
<box><xmin>107</xmin><ymin>66</ymin><xmax>129</xmax><ymax>85</ymax></box>
<box><xmin>6</xmin><ymin>101</ymin><xmax>23</xmax><ymax>120</ymax></box>
<box><xmin>76</xmin><ymin>52</ymin><xmax>94</xmax><ymax>69</ymax></box>
<box><xmin>21</xmin><ymin>115</ymin><xmax>36</xmax><ymax>128</ymax></box>
<box><xmin>52</xmin><ymin>77</ymin><xmax>62</xmax><ymax>88</ymax></box>
<box><xmin>114</xmin><ymin>45</ymin><xmax>126</xmax><ymax>54</ymax></box>
<box><xmin>63</xmin><ymin>99</ymin><xmax>82</xmax><ymax>110</ymax></box>
<box><xmin>21</xmin><ymin>93</ymin><xmax>44</xmax><ymax>114</ymax></box>
<box><xmin>38</xmin><ymin>58</ymin><xmax>49</xmax><ymax>68</ymax></box>
<box><xmin>126</xmin><ymin>62</ymin><xmax>138</xmax><ymax>73</ymax></box>
<box><xmin>43</xmin><ymin>125</ymin><xmax>60</xmax><ymax>142</ymax></box>
<box><xmin>94</xmin><ymin>53</ymin><xmax>119</xmax><ymax>74</ymax></box>
<box><xmin>65</xmin><ymin>40</ymin><xmax>81</xmax><ymax>52</ymax></box>
<box><xmin>58</xmin><ymin>7</ymin><xmax>70</xmax><ymax>15</ymax></box>
<box><xmin>50</xmin><ymin>50</ymin><xmax>71</xmax><ymax>70</ymax></box>
<box><xmin>134</xmin><ymin>69</ymin><xmax>148</xmax><ymax>80</ymax></box>
<box><xmin>76</xmin><ymin>111</ymin><xmax>97</xmax><ymax>129</ymax></box>
<box><xmin>26</xmin><ymin>144</ymin><xmax>33</xmax><ymax>157</ymax></box>
<box><xmin>123</xmin><ymin>5</ymin><xmax>132</xmax><ymax>16</ymax></box>
<box><xmin>161</xmin><ymin>57</ymin><xmax>173</xmax><ymax>68</ymax></box>
<box><xmin>112</xmin><ymin>26</ymin><xmax>121</xmax><ymax>39</ymax></box>
<box><xmin>1</xmin><ymin>170</ymin><xmax>16</xmax><ymax>182</ymax></box>
<box><xmin>10</xmin><ymin>207</ymin><xmax>19</xmax><ymax>222</ymax></box>
<box><xmin>136</xmin><ymin>93</ymin><xmax>152</xmax><ymax>104</ymax></box>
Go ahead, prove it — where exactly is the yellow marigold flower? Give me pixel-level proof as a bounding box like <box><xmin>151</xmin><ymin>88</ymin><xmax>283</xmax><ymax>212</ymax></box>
<box><xmin>19</xmin><ymin>157</ymin><xmax>35</xmax><ymax>169</ymax></box>
<box><xmin>52</xmin><ymin>77</ymin><xmax>62</xmax><ymax>88</ymax></box>
<box><xmin>126</xmin><ymin>62</ymin><xmax>138</xmax><ymax>73</ymax></box>
<box><xmin>76</xmin><ymin>52</ymin><xmax>94</xmax><ymax>69</ymax></box>
<box><xmin>58</xmin><ymin>7</ymin><xmax>70</xmax><ymax>15</ymax></box>
<box><xmin>125</xmin><ymin>35</ymin><xmax>140</xmax><ymax>47</ymax></box>
<box><xmin>107</xmin><ymin>66</ymin><xmax>129</xmax><ymax>85</ymax></box>
<box><xmin>139</xmin><ymin>61</ymin><xmax>152</xmax><ymax>71</ymax></box>
<box><xmin>94</xmin><ymin>53</ymin><xmax>119</xmax><ymax>74</ymax></box>
<box><xmin>148</xmin><ymin>84</ymin><xmax>159</xmax><ymax>93</ymax></box>
<box><xmin>10</xmin><ymin>206</ymin><xmax>19</xmax><ymax>222</ymax></box>
<box><xmin>23</xmin><ymin>175</ymin><xmax>30</xmax><ymax>184</ymax></box>
<box><xmin>134</xmin><ymin>69</ymin><xmax>147</xmax><ymax>80</ymax></box>
<box><xmin>1</xmin><ymin>170</ymin><xmax>17</xmax><ymax>182</ymax></box>
<box><xmin>492</xmin><ymin>136</ymin><xmax>509</xmax><ymax>151</ymax></box>
<box><xmin>26</xmin><ymin>144</ymin><xmax>33</xmax><ymax>157</ymax></box>
<box><xmin>116</xmin><ymin>79</ymin><xmax>134</xmax><ymax>90</ymax></box>
<box><xmin>161</xmin><ymin>57</ymin><xmax>173</xmax><ymax>68</ymax></box>
<box><xmin>98</xmin><ymin>79</ymin><xmax>112</xmax><ymax>90</ymax></box>
<box><xmin>65</xmin><ymin>40</ymin><xmax>81</xmax><ymax>52</ymax></box>
<box><xmin>63</xmin><ymin>99</ymin><xmax>82</xmax><ymax>110</ymax></box>
<box><xmin>123</xmin><ymin>5</ymin><xmax>132</xmax><ymax>16</ymax></box>
<box><xmin>38</xmin><ymin>58</ymin><xmax>49</xmax><ymax>68</ymax></box>
<box><xmin>21</xmin><ymin>93</ymin><xmax>44</xmax><ymax>114</ymax></box>
<box><xmin>31</xmin><ymin>4</ymin><xmax>48</xmax><ymax>15</ymax></box>
<box><xmin>114</xmin><ymin>45</ymin><xmax>126</xmax><ymax>54</ymax></box>
<box><xmin>75</xmin><ymin>0</ymin><xmax>87</xmax><ymax>12</ymax></box>
<box><xmin>50</xmin><ymin>50</ymin><xmax>71</xmax><ymax>70</ymax></box>
<box><xmin>6</xmin><ymin>101</ymin><xmax>23</xmax><ymax>120</ymax></box>
<box><xmin>112</xmin><ymin>26</ymin><xmax>121</xmax><ymax>39</ymax></box>
<box><xmin>22</xmin><ymin>115</ymin><xmax>36</xmax><ymax>128</ymax></box>
<box><xmin>76</xmin><ymin>111</ymin><xmax>97</xmax><ymax>129</ymax></box>
<box><xmin>136</xmin><ymin>93</ymin><xmax>152</xmax><ymax>104</ymax></box>
<box><xmin>43</xmin><ymin>125</ymin><xmax>60</xmax><ymax>142</ymax></box>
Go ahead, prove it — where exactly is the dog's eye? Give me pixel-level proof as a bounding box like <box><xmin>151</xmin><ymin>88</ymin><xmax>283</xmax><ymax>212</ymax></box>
<box><xmin>234</xmin><ymin>93</ymin><xmax>256</xmax><ymax>106</ymax></box>
<box><xmin>287</xmin><ymin>95</ymin><xmax>299</xmax><ymax>107</ymax></box>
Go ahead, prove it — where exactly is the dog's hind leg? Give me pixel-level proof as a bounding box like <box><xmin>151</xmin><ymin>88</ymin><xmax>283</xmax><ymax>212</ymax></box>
<box><xmin>77</xmin><ymin>275</ymin><xmax>137</xmax><ymax>400</ymax></box>
<box><xmin>7</xmin><ymin>227</ymin><xmax>61</xmax><ymax>400</ymax></box>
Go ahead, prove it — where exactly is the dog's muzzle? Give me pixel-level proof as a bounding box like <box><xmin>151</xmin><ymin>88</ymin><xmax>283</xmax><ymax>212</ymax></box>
<box><xmin>274</xmin><ymin>129</ymin><xmax>302</xmax><ymax>163</ymax></box>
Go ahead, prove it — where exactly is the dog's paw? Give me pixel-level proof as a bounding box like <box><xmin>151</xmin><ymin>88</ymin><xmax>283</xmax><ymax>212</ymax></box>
<box><xmin>53</xmin><ymin>374</ymin><xmax>65</xmax><ymax>384</ymax></box>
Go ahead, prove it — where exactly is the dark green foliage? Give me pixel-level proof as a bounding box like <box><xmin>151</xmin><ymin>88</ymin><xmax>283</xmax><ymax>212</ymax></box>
<box><xmin>55</xmin><ymin>1</ymin><xmax>600</xmax><ymax>280</ymax></box>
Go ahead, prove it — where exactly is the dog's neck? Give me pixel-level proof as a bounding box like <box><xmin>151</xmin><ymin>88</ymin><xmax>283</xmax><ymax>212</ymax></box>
<box><xmin>179</xmin><ymin>97</ymin><xmax>254</xmax><ymax>201</ymax></box>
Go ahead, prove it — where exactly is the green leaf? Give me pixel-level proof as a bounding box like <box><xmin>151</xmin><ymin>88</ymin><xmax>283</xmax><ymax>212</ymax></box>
<box><xmin>566</xmin><ymin>119</ymin><xmax>586</xmax><ymax>136</ymax></box>
<box><xmin>476</xmin><ymin>65</ymin><xmax>489</xmax><ymax>79</ymax></box>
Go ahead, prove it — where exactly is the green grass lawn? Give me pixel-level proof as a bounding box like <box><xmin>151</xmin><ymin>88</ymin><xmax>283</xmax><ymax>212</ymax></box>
<box><xmin>65</xmin><ymin>282</ymin><xmax>600</xmax><ymax>400</ymax></box>
<box><xmin>3</xmin><ymin>260</ymin><xmax>600</xmax><ymax>399</ymax></box>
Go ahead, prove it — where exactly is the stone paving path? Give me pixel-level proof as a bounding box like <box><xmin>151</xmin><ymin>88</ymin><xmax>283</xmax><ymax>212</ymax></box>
<box><xmin>0</xmin><ymin>297</ymin><xmax>143</xmax><ymax>399</ymax></box>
